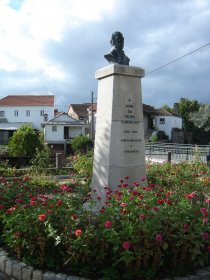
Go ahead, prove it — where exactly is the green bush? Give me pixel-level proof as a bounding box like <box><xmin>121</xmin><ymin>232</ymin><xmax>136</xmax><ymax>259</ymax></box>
<box><xmin>0</xmin><ymin>162</ymin><xmax>210</xmax><ymax>279</ymax></box>
<box><xmin>72</xmin><ymin>150</ymin><xmax>93</xmax><ymax>178</ymax></box>
<box><xmin>8</xmin><ymin>124</ymin><xmax>43</xmax><ymax>156</ymax></box>
<box><xmin>0</xmin><ymin>160</ymin><xmax>16</xmax><ymax>177</ymax></box>
<box><xmin>30</xmin><ymin>146</ymin><xmax>52</xmax><ymax>174</ymax></box>
<box><xmin>71</xmin><ymin>135</ymin><xmax>93</xmax><ymax>154</ymax></box>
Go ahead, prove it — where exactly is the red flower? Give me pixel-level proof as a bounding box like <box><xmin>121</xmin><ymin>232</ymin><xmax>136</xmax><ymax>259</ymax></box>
<box><xmin>46</xmin><ymin>210</ymin><xmax>52</xmax><ymax>215</ymax></box>
<box><xmin>141</xmin><ymin>176</ymin><xmax>147</xmax><ymax>181</ymax></box>
<box><xmin>56</xmin><ymin>200</ymin><xmax>63</xmax><ymax>206</ymax></box>
<box><xmin>14</xmin><ymin>231</ymin><xmax>22</xmax><ymax>238</ymax></box>
<box><xmin>125</xmin><ymin>176</ymin><xmax>129</xmax><ymax>180</ymax></box>
<box><xmin>100</xmin><ymin>208</ymin><xmax>105</xmax><ymax>213</ymax></box>
<box><xmin>38</xmin><ymin>214</ymin><xmax>46</xmax><ymax>221</ymax></box>
<box><xmin>122</xmin><ymin>241</ymin><xmax>130</xmax><ymax>250</ymax></box>
<box><xmin>0</xmin><ymin>205</ymin><xmax>5</xmax><ymax>209</ymax></box>
<box><xmin>155</xmin><ymin>234</ymin><xmax>163</xmax><ymax>242</ymax></box>
<box><xmin>139</xmin><ymin>213</ymin><xmax>145</xmax><ymax>220</ymax></box>
<box><xmin>202</xmin><ymin>232</ymin><xmax>209</xmax><ymax>240</ymax></box>
<box><xmin>105</xmin><ymin>220</ymin><xmax>112</xmax><ymax>228</ymax></box>
<box><xmin>157</xmin><ymin>199</ymin><xmax>164</xmax><ymax>205</ymax></box>
<box><xmin>75</xmin><ymin>229</ymin><xmax>82</xmax><ymax>237</ymax></box>
<box><xmin>6</xmin><ymin>207</ymin><xmax>16</xmax><ymax>214</ymax></box>
<box><xmin>207</xmin><ymin>246</ymin><xmax>210</xmax><ymax>252</ymax></box>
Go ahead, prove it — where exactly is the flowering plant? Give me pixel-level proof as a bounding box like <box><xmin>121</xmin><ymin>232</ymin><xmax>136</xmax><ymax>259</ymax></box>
<box><xmin>0</xmin><ymin>161</ymin><xmax>210</xmax><ymax>279</ymax></box>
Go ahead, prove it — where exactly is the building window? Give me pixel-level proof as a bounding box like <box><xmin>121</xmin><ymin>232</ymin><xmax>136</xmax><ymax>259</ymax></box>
<box><xmin>52</xmin><ymin>126</ymin><xmax>57</xmax><ymax>132</ymax></box>
<box><xmin>26</xmin><ymin>110</ymin><xmax>30</xmax><ymax>117</ymax></box>
<box><xmin>40</xmin><ymin>110</ymin><xmax>44</xmax><ymax>116</ymax></box>
<box><xmin>14</xmin><ymin>110</ymin><xmax>18</xmax><ymax>117</ymax></box>
<box><xmin>159</xmin><ymin>118</ymin><xmax>165</xmax><ymax>125</ymax></box>
<box><xmin>0</xmin><ymin>111</ymin><xmax>5</xmax><ymax>117</ymax></box>
<box><xmin>44</xmin><ymin>114</ymin><xmax>48</xmax><ymax>121</ymax></box>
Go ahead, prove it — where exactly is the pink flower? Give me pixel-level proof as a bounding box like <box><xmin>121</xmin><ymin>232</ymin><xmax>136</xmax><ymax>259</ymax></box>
<box><xmin>120</xmin><ymin>202</ymin><xmax>127</xmax><ymax>207</ymax></box>
<box><xmin>104</xmin><ymin>220</ymin><xmax>112</xmax><ymax>229</ymax></box>
<box><xmin>202</xmin><ymin>232</ymin><xmax>209</xmax><ymax>240</ymax></box>
<box><xmin>183</xmin><ymin>224</ymin><xmax>190</xmax><ymax>232</ymax></box>
<box><xmin>122</xmin><ymin>241</ymin><xmax>131</xmax><ymax>250</ymax></box>
<box><xmin>200</xmin><ymin>207</ymin><xmax>208</xmax><ymax>214</ymax></box>
<box><xmin>202</xmin><ymin>218</ymin><xmax>208</xmax><ymax>223</ymax></box>
<box><xmin>185</xmin><ymin>192</ymin><xmax>196</xmax><ymax>200</ymax></box>
<box><xmin>155</xmin><ymin>234</ymin><xmax>163</xmax><ymax>242</ymax></box>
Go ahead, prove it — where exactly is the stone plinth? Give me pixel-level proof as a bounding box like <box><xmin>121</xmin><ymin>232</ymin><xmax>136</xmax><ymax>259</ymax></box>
<box><xmin>92</xmin><ymin>64</ymin><xmax>146</xmax><ymax>202</ymax></box>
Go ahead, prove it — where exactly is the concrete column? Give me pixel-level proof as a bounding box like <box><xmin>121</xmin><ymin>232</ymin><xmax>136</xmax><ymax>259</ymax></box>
<box><xmin>92</xmin><ymin>64</ymin><xmax>146</xmax><ymax>202</ymax></box>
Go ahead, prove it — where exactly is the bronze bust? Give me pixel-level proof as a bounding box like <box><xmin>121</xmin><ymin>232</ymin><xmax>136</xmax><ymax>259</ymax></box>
<box><xmin>104</xmin><ymin>31</ymin><xmax>130</xmax><ymax>66</ymax></box>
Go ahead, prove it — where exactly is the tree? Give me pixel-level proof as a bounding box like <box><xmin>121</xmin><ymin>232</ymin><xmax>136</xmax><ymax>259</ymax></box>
<box><xmin>162</xmin><ymin>104</ymin><xmax>173</xmax><ymax>113</ymax></box>
<box><xmin>8</xmin><ymin>124</ymin><xmax>43</xmax><ymax>156</ymax></box>
<box><xmin>189</xmin><ymin>104</ymin><xmax>210</xmax><ymax>132</ymax></box>
<box><xmin>174</xmin><ymin>98</ymin><xmax>201</xmax><ymax>131</ymax></box>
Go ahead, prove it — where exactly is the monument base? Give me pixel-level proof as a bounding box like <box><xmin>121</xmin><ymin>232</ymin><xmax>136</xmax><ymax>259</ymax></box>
<box><xmin>92</xmin><ymin>64</ymin><xmax>146</xmax><ymax>203</ymax></box>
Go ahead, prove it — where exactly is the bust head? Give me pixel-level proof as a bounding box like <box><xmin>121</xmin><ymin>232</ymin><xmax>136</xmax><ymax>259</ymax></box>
<box><xmin>110</xmin><ymin>31</ymin><xmax>124</xmax><ymax>51</ymax></box>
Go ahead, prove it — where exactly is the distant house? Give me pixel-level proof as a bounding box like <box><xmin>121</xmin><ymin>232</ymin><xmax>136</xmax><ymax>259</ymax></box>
<box><xmin>0</xmin><ymin>95</ymin><xmax>55</xmax><ymax>144</ymax></box>
<box><xmin>68</xmin><ymin>103</ymin><xmax>97</xmax><ymax>135</ymax></box>
<box><xmin>155</xmin><ymin>108</ymin><xmax>183</xmax><ymax>140</ymax></box>
<box><xmin>67</xmin><ymin>102</ymin><xmax>183</xmax><ymax>143</ymax></box>
<box><xmin>43</xmin><ymin>113</ymin><xmax>85</xmax><ymax>155</ymax></box>
<box><xmin>143</xmin><ymin>104</ymin><xmax>158</xmax><ymax>140</ymax></box>
<box><xmin>87</xmin><ymin>103</ymin><xmax>97</xmax><ymax>139</ymax></box>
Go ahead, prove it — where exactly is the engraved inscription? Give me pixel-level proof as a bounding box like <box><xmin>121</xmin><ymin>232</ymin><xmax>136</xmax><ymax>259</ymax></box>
<box><xmin>121</xmin><ymin>96</ymin><xmax>141</xmax><ymax>154</ymax></box>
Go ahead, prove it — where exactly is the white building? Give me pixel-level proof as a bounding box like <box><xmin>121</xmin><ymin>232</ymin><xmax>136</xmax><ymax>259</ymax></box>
<box><xmin>43</xmin><ymin>113</ymin><xmax>85</xmax><ymax>155</ymax></box>
<box><xmin>155</xmin><ymin>108</ymin><xmax>183</xmax><ymax>140</ymax></box>
<box><xmin>0</xmin><ymin>95</ymin><xmax>55</xmax><ymax>144</ymax></box>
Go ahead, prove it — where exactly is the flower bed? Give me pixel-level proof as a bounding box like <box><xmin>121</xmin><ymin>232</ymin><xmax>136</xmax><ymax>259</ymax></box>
<box><xmin>0</xmin><ymin>161</ymin><xmax>210</xmax><ymax>280</ymax></box>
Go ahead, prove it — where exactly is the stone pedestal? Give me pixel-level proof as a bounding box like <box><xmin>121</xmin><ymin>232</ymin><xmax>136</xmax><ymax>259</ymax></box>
<box><xmin>92</xmin><ymin>64</ymin><xmax>146</xmax><ymax>202</ymax></box>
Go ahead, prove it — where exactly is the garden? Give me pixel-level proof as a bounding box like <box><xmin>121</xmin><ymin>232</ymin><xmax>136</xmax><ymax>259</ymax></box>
<box><xmin>0</xmin><ymin>154</ymin><xmax>210</xmax><ymax>280</ymax></box>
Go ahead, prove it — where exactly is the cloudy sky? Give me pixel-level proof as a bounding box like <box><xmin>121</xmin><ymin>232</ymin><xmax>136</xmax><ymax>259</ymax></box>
<box><xmin>0</xmin><ymin>0</ymin><xmax>210</xmax><ymax>111</ymax></box>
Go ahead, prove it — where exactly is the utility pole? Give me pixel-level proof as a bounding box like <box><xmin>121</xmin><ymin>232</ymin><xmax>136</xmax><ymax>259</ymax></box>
<box><xmin>91</xmin><ymin>91</ymin><xmax>94</xmax><ymax>140</ymax></box>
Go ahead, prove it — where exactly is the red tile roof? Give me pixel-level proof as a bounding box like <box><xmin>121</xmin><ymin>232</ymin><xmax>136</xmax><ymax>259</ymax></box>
<box><xmin>0</xmin><ymin>95</ymin><xmax>54</xmax><ymax>106</ymax></box>
<box><xmin>69</xmin><ymin>103</ymin><xmax>93</xmax><ymax>118</ymax></box>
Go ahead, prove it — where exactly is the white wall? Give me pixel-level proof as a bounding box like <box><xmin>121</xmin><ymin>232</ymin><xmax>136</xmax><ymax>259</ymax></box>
<box><xmin>44</xmin><ymin>125</ymin><xmax>84</xmax><ymax>142</ymax></box>
<box><xmin>155</xmin><ymin>116</ymin><xmax>182</xmax><ymax>139</ymax></box>
<box><xmin>0</xmin><ymin>106</ymin><xmax>54</xmax><ymax>130</ymax></box>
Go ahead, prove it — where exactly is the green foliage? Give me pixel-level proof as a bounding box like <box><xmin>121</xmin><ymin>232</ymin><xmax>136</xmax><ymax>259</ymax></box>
<box><xmin>8</xmin><ymin>125</ymin><xmax>43</xmax><ymax>156</ymax></box>
<box><xmin>72</xmin><ymin>150</ymin><xmax>93</xmax><ymax>178</ymax></box>
<box><xmin>30</xmin><ymin>146</ymin><xmax>52</xmax><ymax>171</ymax></box>
<box><xmin>189</xmin><ymin>104</ymin><xmax>210</xmax><ymax>132</ymax></box>
<box><xmin>0</xmin><ymin>160</ymin><xmax>16</xmax><ymax>177</ymax></box>
<box><xmin>0</xmin><ymin>162</ymin><xmax>210</xmax><ymax>279</ymax></box>
<box><xmin>71</xmin><ymin>135</ymin><xmax>93</xmax><ymax>154</ymax></box>
<box><xmin>162</xmin><ymin>104</ymin><xmax>173</xmax><ymax>113</ymax></box>
<box><xmin>175</xmin><ymin>98</ymin><xmax>201</xmax><ymax>131</ymax></box>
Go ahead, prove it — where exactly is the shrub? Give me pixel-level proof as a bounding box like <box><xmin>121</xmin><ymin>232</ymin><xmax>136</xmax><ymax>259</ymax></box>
<box><xmin>30</xmin><ymin>146</ymin><xmax>52</xmax><ymax>173</ymax></box>
<box><xmin>72</xmin><ymin>150</ymin><xmax>93</xmax><ymax>178</ymax></box>
<box><xmin>8</xmin><ymin>124</ymin><xmax>43</xmax><ymax>156</ymax></box>
<box><xmin>0</xmin><ymin>162</ymin><xmax>210</xmax><ymax>279</ymax></box>
<box><xmin>71</xmin><ymin>135</ymin><xmax>93</xmax><ymax>154</ymax></box>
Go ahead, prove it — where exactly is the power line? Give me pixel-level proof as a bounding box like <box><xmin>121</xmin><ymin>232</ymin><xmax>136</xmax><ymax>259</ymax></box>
<box><xmin>146</xmin><ymin>42</ymin><xmax>210</xmax><ymax>75</ymax></box>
